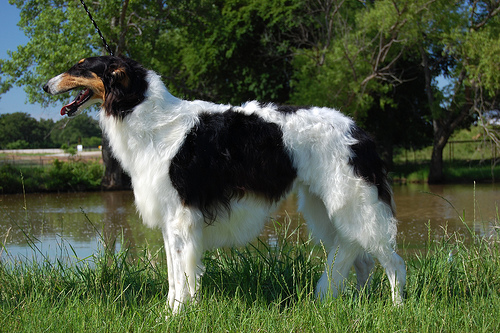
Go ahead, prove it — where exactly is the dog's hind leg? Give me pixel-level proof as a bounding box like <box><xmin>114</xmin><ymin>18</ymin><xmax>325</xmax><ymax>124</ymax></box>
<box><xmin>359</xmin><ymin>201</ymin><xmax>406</xmax><ymax>305</ymax></box>
<box><xmin>315</xmin><ymin>238</ymin><xmax>364</xmax><ymax>299</ymax></box>
<box><xmin>305</xmin><ymin>180</ymin><xmax>405</xmax><ymax>304</ymax></box>
<box><xmin>334</xmin><ymin>198</ymin><xmax>406</xmax><ymax>305</ymax></box>
<box><xmin>374</xmin><ymin>249</ymin><xmax>406</xmax><ymax>305</ymax></box>
<box><xmin>297</xmin><ymin>186</ymin><xmax>364</xmax><ymax>299</ymax></box>
<box><xmin>163</xmin><ymin>208</ymin><xmax>205</xmax><ymax>314</ymax></box>
<box><xmin>354</xmin><ymin>251</ymin><xmax>375</xmax><ymax>293</ymax></box>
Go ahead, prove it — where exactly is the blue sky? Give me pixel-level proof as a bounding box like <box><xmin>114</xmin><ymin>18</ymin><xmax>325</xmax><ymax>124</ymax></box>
<box><xmin>0</xmin><ymin>2</ymin><xmax>59</xmax><ymax>119</ymax></box>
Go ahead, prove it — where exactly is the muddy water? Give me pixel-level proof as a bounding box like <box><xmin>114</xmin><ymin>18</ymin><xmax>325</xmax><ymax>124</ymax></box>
<box><xmin>0</xmin><ymin>183</ymin><xmax>498</xmax><ymax>261</ymax></box>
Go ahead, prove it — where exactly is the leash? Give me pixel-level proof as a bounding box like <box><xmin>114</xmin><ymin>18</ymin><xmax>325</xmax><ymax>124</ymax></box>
<box><xmin>79</xmin><ymin>0</ymin><xmax>114</xmax><ymax>56</ymax></box>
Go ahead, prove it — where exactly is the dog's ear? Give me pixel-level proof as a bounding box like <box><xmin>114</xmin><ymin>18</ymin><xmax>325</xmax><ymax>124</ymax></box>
<box><xmin>109</xmin><ymin>67</ymin><xmax>130</xmax><ymax>88</ymax></box>
<box><xmin>102</xmin><ymin>57</ymin><xmax>147</xmax><ymax>119</ymax></box>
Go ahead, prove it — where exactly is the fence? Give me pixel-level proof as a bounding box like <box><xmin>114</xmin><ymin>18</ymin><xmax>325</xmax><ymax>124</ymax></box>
<box><xmin>395</xmin><ymin>139</ymin><xmax>499</xmax><ymax>166</ymax></box>
<box><xmin>0</xmin><ymin>149</ymin><xmax>102</xmax><ymax>168</ymax></box>
<box><xmin>446</xmin><ymin>140</ymin><xmax>498</xmax><ymax>163</ymax></box>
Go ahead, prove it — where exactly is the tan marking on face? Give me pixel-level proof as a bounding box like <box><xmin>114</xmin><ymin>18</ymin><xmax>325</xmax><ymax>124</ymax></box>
<box><xmin>58</xmin><ymin>73</ymin><xmax>105</xmax><ymax>101</ymax></box>
<box><xmin>78</xmin><ymin>58</ymin><xmax>86</xmax><ymax>64</ymax></box>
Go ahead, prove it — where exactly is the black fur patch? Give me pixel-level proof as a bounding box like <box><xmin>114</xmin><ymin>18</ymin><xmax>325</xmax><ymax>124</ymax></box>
<box><xmin>348</xmin><ymin>126</ymin><xmax>394</xmax><ymax>213</ymax></box>
<box><xmin>275</xmin><ymin>105</ymin><xmax>311</xmax><ymax>114</ymax></box>
<box><xmin>169</xmin><ymin>110</ymin><xmax>297</xmax><ymax>223</ymax></box>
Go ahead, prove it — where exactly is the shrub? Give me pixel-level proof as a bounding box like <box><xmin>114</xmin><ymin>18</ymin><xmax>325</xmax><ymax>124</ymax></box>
<box><xmin>5</xmin><ymin>140</ymin><xmax>30</xmax><ymax>150</ymax></box>
<box><xmin>46</xmin><ymin>159</ymin><xmax>104</xmax><ymax>191</ymax></box>
<box><xmin>0</xmin><ymin>160</ymin><xmax>104</xmax><ymax>193</ymax></box>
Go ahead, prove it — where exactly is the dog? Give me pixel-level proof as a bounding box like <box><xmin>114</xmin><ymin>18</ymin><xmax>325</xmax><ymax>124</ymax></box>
<box><xmin>43</xmin><ymin>56</ymin><xmax>406</xmax><ymax>313</ymax></box>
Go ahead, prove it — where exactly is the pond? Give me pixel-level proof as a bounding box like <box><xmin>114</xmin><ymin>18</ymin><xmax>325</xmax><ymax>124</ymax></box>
<box><xmin>0</xmin><ymin>183</ymin><xmax>498</xmax><ymax>262</ymax></box>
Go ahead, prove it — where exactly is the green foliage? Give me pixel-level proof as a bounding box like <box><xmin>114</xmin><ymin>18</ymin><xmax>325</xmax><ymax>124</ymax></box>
<box><xmin>289</xmin><ymin>0</ymin><xmax>438</xmax><ymax>156</ymax></box>
<box><xmin>1</xmin><ymin>0</ymin><xmax>303</xmax><ymax>106</ymax></box>
<box><xmin>50</xmin><ymin>113</ymin><xmax>101</xmax><ymax>148</ymax></box>
<box><xmin>465</xmin><ymin>24</ymin><xmax>500</xmax><ymax>93</ymax></box>
<box><xmin>1</xmin><ymin>0</ymin><xmax>98</xmax><ymax>106</ymax></box>
<box><xmin>0</xmin><ymin>112</ymin><xmax>54</xmax><ymax>149</ymax></box>
<box><xmin>82</xmin><ymin>136</ymin><xmax>102</xmax><ymax>148</ymax></box>
<box><xmin>156</xmin><ymin>0</ymin><xmax>305</xmax><ymax>104</ymax></box>
<box><xmin>61</xmin><ymin>145</ymin><xmax>77</xmax><ymax>156</ymax></box>
<box><xmin>5</xmin><ymin>140</ymin><xmax>29</xmax><ymax>150</ymax></box>
<box><xmin>46</xmin><ymin>159</ymin><xmax>103</xmax><ymax>191</ymax></box>
<box><xmin>0</xmin><ymin>160</ymin><xmax>104</xmax><ymax>193</ymax></box>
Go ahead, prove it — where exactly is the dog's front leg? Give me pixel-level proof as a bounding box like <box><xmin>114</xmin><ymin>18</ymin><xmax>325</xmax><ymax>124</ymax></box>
<box><xmin>163</xmin><ymin>209</ymin><xmax>204</xmax><ymax>314</ymax></box>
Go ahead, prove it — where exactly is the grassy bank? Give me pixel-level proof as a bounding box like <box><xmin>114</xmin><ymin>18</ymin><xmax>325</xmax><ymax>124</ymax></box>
<box><xmin>1</xmin><ymin>222</ymin><xmax>499</xmax><ymax>332</ymax></box>
<box><xmin>392</xmin><ymin>126</ymin><xmax>500</xmax><ymax>183</ymax></box>
<box><xmin>392</xmin><ymin>162</ymin><xmax>500</xmax><ymax>183</ymax></box>
<box><xmin>0</xmin><ymin>159</ymin><xmax>104</xmax><ymax>193</ymax></box>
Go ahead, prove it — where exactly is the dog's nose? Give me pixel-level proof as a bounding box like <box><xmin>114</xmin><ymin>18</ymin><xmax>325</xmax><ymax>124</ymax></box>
<box><xmin>43</xmin><ymin>83</ymin><xmax>50</xmax><ymax>93</ymax></box>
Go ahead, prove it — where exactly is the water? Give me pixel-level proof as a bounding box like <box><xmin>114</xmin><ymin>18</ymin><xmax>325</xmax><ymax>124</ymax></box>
<box><xmin>1</xmin><ymin>183</ymin><xmax>498</xmax><ymax>262</ymax></box>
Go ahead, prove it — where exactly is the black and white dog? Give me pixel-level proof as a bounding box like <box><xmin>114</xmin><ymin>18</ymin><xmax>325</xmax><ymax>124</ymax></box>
<box><xmin>44</xmin><ymin>56</ymin><xmax>405</xmax><ymax>312</ymax></box>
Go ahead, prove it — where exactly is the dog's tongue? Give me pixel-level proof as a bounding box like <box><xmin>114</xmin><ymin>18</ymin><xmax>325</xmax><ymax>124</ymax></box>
<box><xmin>60</xmin><ymin>89</ymin><xmax>92</xmax><ymax>116</ymax></box>
<box><xmin>60</xmin><ymin>100</ymin><xmax>77</xmax><ymax>116</ymax></box>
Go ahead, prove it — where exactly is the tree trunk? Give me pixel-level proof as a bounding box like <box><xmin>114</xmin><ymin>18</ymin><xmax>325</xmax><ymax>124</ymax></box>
<box><xmin>380</xmin><ymin>136</ymin><xmax>394</xmax><ymax>171</ymax></box>
<box><xmin>101</xmin><ymin>133</ymin><xmax>130</xmax><ymax>190</ymax></box>
<box><xmin>98</xmin><ymin>0</ymin><xmax>132</xmax><ymax>191</ymax></box>
<box><xmin>428</xmin><ymin>129</ymin><xmax>447</xmax><ymax>184</ymax></box>
<box><xmin>419</xmin><ymin>44</ymin><xmax>472</xmax><ymax>184</ymax></box>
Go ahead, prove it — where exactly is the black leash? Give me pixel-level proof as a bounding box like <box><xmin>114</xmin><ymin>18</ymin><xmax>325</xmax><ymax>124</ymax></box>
<box><xmin>79</xmin><ymin>0</ymin><xmax>114</xmax><ymax>56</ymax></box>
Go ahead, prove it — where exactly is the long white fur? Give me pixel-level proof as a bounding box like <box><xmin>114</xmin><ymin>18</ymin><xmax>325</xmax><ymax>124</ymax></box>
<box><xmin>80</xmin><ymin>70</ymin><xmax>405</xmax><ymax>312</ymax></box>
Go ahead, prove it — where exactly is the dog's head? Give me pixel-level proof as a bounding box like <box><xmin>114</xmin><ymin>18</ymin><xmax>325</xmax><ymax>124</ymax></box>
<box><xmin>43</xmin><ymin>56</ymin><xmax>148</xmax><ymax>118</ymax></box>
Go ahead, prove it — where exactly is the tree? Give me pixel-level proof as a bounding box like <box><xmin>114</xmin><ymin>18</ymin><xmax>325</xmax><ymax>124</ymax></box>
<box><xmin>2</xmin><ymin>0</ymin><xmax>499</xmax><ymax>185</ymax></box>
<box><xmin>50</xmin><ymin>113</ymin><xmax>101</xmax><ymax>148</ymax></box>
<box><xmin>417</xmin><ymin>0</ymin><xmax>500</xmax><ymax>183</ymax></box>
<box><xmin>142</xmin><ymin>0</ymin><xmax>305</xmax><ymax>104</ymax></box>
<box><xmin>289</xmin><ymin>0</ymin><xmax>500</xmax><ymax>181</ymax></box>
<box><xmin>0</xmin><ymin>111</ymin><xmax>103</xmax><ymax>149</ymax></box>
<box><xmin>290</xmin><ymin>0</ymin><xmax>436</xmax><ymax>164</ymax></box>
<box><xmin>0</xmin><ymin>112</ymin><xmax>53</xmax><ymax>149</ymax></box>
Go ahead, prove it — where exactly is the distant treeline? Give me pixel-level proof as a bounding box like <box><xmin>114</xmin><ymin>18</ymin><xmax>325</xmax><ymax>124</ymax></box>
<box><xmin>0</xmin><ymin>112</ymin><xmax>101</xmax><ymax>149</ymax></box>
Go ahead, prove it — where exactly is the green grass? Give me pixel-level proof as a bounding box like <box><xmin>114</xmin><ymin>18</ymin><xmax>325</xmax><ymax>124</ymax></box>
<box><xmin>1</xmin><ymin>220</ymin><xmax>500</xmax><ymax>332</ymax></box>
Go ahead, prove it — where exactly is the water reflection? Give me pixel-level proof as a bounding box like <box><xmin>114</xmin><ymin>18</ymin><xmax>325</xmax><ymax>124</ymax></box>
<box><xmin>1</xmin><ymin>183</ymin><xmax>498</xmax><ymax>261</ymax></box>
<box><xmin>0</xmin><ymin>191</ymin><xmax>155</xmax><ymax>261</ymax></box>
<box><xmin>394</xmin><ymin>183</ymin><xmax>499</xmax><ymax>246</ymax></box>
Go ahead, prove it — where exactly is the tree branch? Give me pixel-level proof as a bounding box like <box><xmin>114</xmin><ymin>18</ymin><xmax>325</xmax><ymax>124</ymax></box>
<box><xmin>471</xmin><ymin>0</ymin><xmax>500</xmax><ymax>30</ymax></box>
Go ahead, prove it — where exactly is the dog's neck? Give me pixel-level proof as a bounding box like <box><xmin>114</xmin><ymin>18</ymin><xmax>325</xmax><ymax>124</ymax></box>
<box><xmin>98</xmin><ymin>70</ymin><xmax>194</xmax><ymax>178</ymax></box>
<box><xmin>143</xmin><ymin>71</ymin><xmax>180</xmax><ymax>108</ymax></box>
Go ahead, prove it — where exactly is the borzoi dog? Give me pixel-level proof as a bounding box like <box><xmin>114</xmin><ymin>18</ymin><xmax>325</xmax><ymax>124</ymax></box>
<box><xmin>43</xmin><ymin>56</ymin><xmax>406</xmax><ymax>312</ymax></box>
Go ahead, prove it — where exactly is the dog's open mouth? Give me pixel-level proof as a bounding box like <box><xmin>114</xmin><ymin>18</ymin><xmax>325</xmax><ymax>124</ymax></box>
<box><xmin>61</xmin><ymin>88</ymin><xmax>94</xmax><ymax>116</ymax></box>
